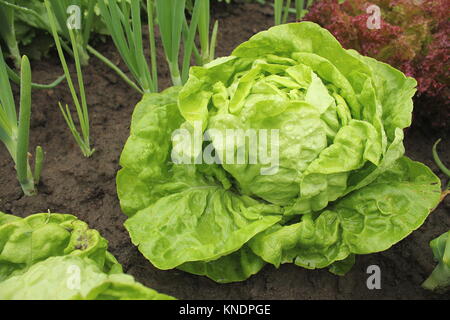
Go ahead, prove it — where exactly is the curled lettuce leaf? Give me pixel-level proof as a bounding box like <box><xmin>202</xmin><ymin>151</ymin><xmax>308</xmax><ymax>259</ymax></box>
<box><xmin>125</xmin><ymin>187</ymin><xmax>282</xmax><ymax>270</ymax></box>
<box><xmin>249</xmin><ymin>157</ymin><xmax>441</xmax><ymax>270</ymax></box>
<box><xmin>117</xmin><ymin>22</ymin><xmax>441</xmax><ymax>283</ymax></box>
<box><xmin>179</xmin><ymin>246</ymin><xmax>267</xmax><ymax>283</ymax></box>
<box><xmin>0</xmin><ymin>212</ymin><xmax>174</xmax><ymax>300</ymax></box>
<box><xmin>0</xmin><ymin>255</ymin><xmax>173</xmax><ymax>300</ymax></box>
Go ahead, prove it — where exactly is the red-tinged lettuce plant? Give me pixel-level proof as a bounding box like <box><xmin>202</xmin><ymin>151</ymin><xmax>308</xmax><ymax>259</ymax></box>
<box><xmin>304</xmin><ymin>0</ymin><xmax>449</xmax><ymax>129</ymax></box>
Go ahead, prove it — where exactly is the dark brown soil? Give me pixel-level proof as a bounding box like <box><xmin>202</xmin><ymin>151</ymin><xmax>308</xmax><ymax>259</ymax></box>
<box><xmin>0</xmin><ymin>3</ymin><xmax>449</xmax><ymax>300</ymax></box>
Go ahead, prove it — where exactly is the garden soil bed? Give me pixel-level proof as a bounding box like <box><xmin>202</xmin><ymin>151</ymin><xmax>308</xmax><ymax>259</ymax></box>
<box><xmin>0</xmin><ymin>3</ymin><xmax>448</xmax><ymax>300</ymax></box>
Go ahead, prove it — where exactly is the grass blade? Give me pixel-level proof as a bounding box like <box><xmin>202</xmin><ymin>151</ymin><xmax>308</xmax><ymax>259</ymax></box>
<box><xmin>7</xmin><ymin>64</ymin><xmax>66</xmax><ymax>89</ymax></box>
<box><xmin>209</xmin><ymin>20</ymin><xmax>219</xmax><ymax>62</ymax></box>
<box><xmin>34</xmin><ymin>146</ymin><xmax>44</xmax><ymax>185</ymax></box>
<box><xmin>147</xmin><ymin>0</ymin><xmax>158</xmax><ymax>92</ymax></box>
<box><xmin>16</xmin><ymin>56</ymin><xmax>36</xmax><ymax>196</ymax></box>
<box><xmin>156</xmin><ymin>0</ymin><xmax>185</xmax><ymax>86</ymax></box>
<box><xmin>295</xmin><ymin>0</ymin><xmax>304</xmax><ymax>20</ymax></box>
<box><xmin>87</xmin><ymin>45</ymin><xmax>143</xmax><ymax>94</ymax></box>
<box><xmin>45</xmin><ymin>0</ymin><xmax>94</xmax><ymax>157</ymax></box>
<box><xmin>68</xmin><ymin>27</ymin><xmax>90</xmax><ymax>146</ymax></box>
<box><xmin>433</xmin><ymin>139</ymin><xmax>450</xmax><ymax>178</ymax></box>
<box><xmin>197</xmin><ymin>0</ymin><xmax>210</xmax><ymax>64</ymax></box>
<box><xmin>282</xmin><ymin>0</ymin><xmax>291</xmax><ymax>24</ymax></box>
<box><xmin>0</xmin><ymin>46</ymin><xmax>17</xmax><ymax>125</ymax></box>
<box><xmin>0</xmin><ymin>46</ymin><xmax>16</xmax><ymax>156</ymax></box>
<box><xmin>274</xmin><ymin>0</ymin><xmax>283</xmax><ymax>25</ymax></box>
<box><xmin>0</xmin><ymin>1</ymin><xmax>20</xmax><ymax>68</ymax></box>
<box><xmin>83</xmin><ymin>0</ymin><xmax>96</xmax><ymax>48</ymax></box>
<box><xmin>181</xmin><ymin>0</ymin><xmax>202</xmax><ymax>82</ymax></box>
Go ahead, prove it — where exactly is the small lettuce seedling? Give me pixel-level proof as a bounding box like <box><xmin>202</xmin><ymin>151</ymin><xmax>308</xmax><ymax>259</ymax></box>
<box><xmin>423</xmin><ymin>231</ymin><xmax>450</xmax><ymax>292</ymax></box>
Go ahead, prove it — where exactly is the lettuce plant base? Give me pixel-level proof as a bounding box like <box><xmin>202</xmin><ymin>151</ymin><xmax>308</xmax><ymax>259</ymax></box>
<box><xmin>0</xmin><ymin>2</ymin><xmax>448</xmax><ymax>300</ymax></box>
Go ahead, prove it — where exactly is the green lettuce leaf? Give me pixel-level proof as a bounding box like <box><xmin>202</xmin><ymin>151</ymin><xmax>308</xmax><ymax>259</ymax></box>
<box><xmin>0</xmin><ymin>255</ymin><xmax>174</xmax><ymax>300</ymax></box>
<box><xmin>125</xmin><ymin>186</ymin><xmax>282</xmax><ymax>270</ymax></box>
<box><xmin>329</xmin><ymin>254</ymin><xmax>355</xmax><ymax>276</ymax></box>
<box><xmin>0</xmin><ymin>212</ymin><xmax>174</xmax><ymax>300</ymax></box>
<box><xmin>0</xmin><ymin>212</ymin><xmax>117</xmax><ymax>281</ymax></box>
<box><xmin>179</xmin><ymin>246</ymin><xmax>266</xmax><ymax>283</ymax></box>
<box><xmin>117</xmin><ymin>87</ymin><xmax>185</xmax><ymax>216</ymax></box>
<box><xmin>249</xmin><ymin>157</ymin><xmax>441</xmax><ymax>270</ymax></box>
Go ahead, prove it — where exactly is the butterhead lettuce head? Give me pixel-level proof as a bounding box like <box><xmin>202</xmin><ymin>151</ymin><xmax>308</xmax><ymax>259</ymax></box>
<box><xmin>0</xmin><ymin>212</ymin><xmax>174</xmax><ymax>300</ymax></box>
<box><xmin>117</xmin><ymin>22</ymin><xmax>441</xmax><ymax>283</ymax></box>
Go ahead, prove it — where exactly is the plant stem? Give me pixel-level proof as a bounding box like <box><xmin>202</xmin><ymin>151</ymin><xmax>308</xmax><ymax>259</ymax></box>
<box><xmin>209</xmin><ymin>20</ymin><xmax>219</xmax><ymax>62</ymax></box>
<box><xmin>169</xmin><ymin>61</ymin><xmax>183</xmax><ymax>87</ymax></box>
<box><xmin>8</xmin><ymin>43</ymin><xmax>21</xmax><ymax>70</ymax></box>
<box><xmin>147</xmin><ymin>0</ymin><xmax>158</xmax><ymax>92</ymax></box>
<box><xmin>34</xmin><ymin>146</ymin><xmax>44</xmax><ymax>185</ymax></box>
<box><xmin>97</xmin><ymin>0</ymin><xmax>155</xmax><ymax>93</ymax></box>
<box><xmin>198</xmin><ymin>0</ymin><xmax>210</xmax><ymax>64</ymax></box>
<box><xmin>0</xmin><ymin>2</ymin><xmax>21</xmax><ymax>68</ymax></box>
<box><xmin>295</xmin><ymin>0</ymin><xmax>304</xmax><ymax>20</ymax></box>
<box><xmin>422</xmin><ymin>263</ymin><xmax>450</xmax><ymax>291</ymax></box>
<box><xmin>282</xmin><ymin>0</ymin><xmax>291</xmax><ymax>23</ymax></box>
<box><xmin>7</xmin><ymin>64</ymin><xmax>66</xmax><ymax>89</ymax></box>
<box><xmin>181</xmin><ymin>0</ymin><xmax>202</xmax><ymax>82</ymax></box>
<box><xmin>156</xmin><ymin>0</ymin><xmax>185</xmax><ymax>86</ymax></box>
<box><xmin>45</xmin><ymin>0</ymin><xmax>94</xmax><ymax>157</ymax></box>
<box><xmin>274</xmin><ymin>0</ymin><xmax>283</xmax><ymax>25</ymax></box>
<box><xmin>433</xmin><ymin>139</ymin><xmax>450</xmax><ymax>178</ymax></box>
